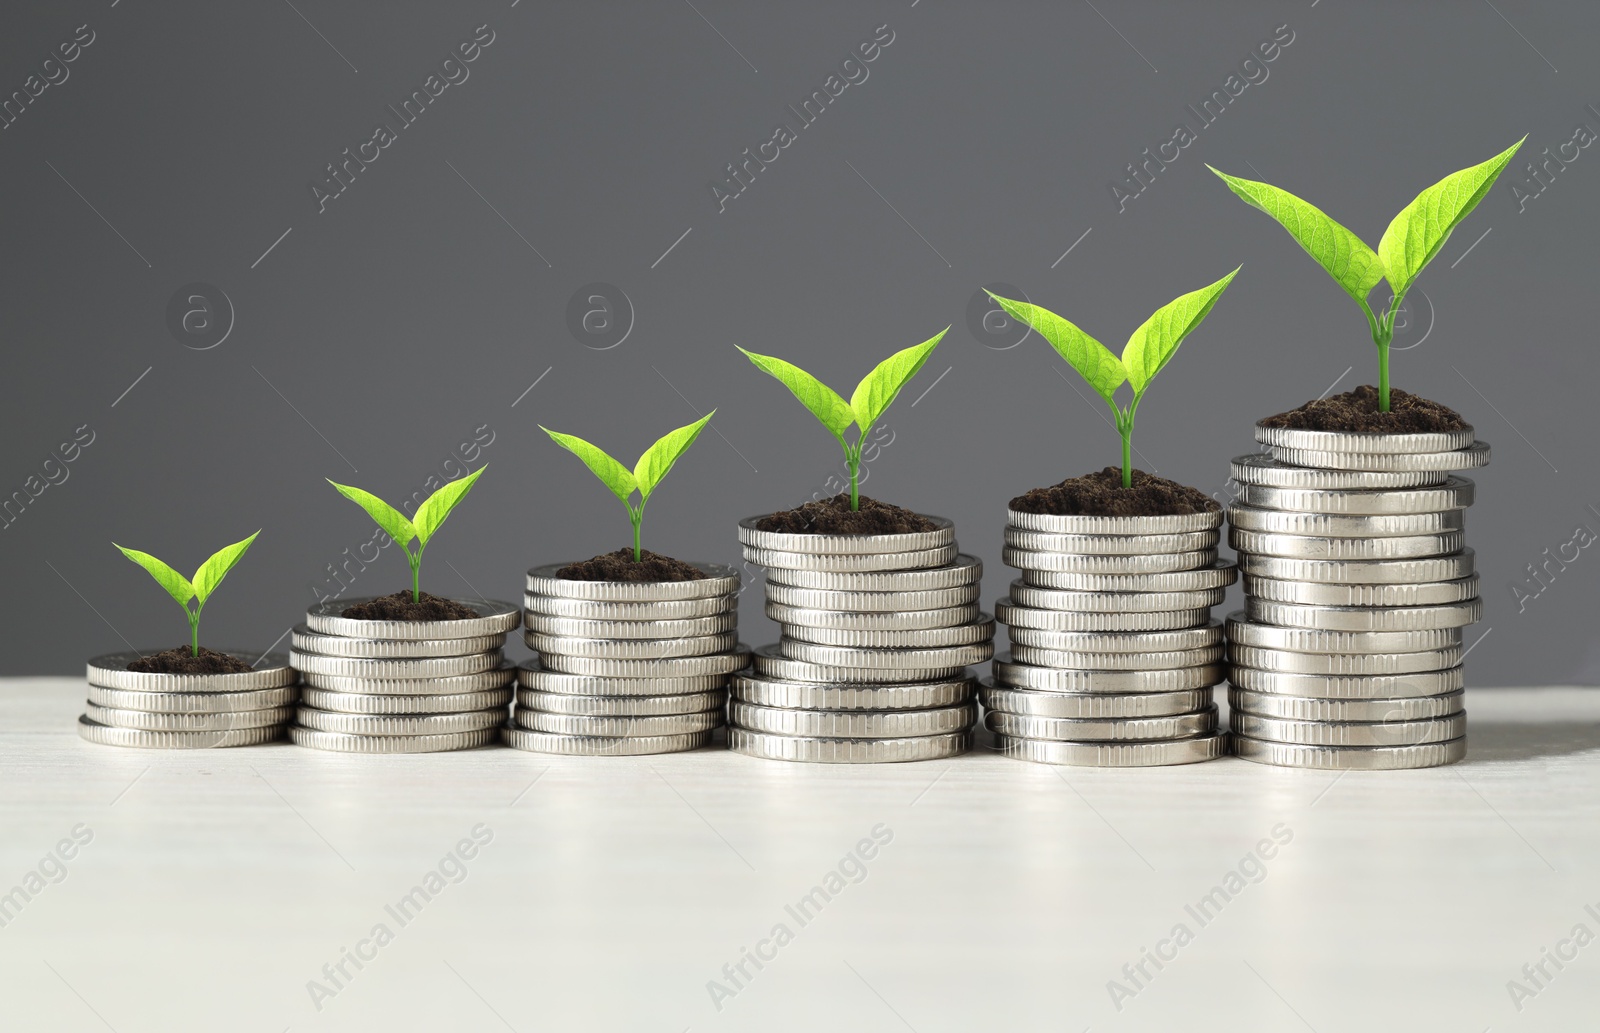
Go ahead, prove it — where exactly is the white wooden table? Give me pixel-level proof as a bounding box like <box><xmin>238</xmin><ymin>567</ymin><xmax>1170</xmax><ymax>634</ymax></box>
<box><xmin>2</xmin><ymin>678</ymin><xmax>1596</xmax><ymax>1032</ymax></box>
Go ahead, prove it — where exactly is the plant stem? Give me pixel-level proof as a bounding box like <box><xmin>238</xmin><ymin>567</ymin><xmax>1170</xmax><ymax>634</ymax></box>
<box><xmin>409</xmin><ymin>551</ymin><xmax>422</xmax><ymax>602</ymax></box>
<box><xmin>1120</xmin><ymin>430</ymin><xmax>1132</xmax><ymax>488</ymax></box>
<box><xmin>849</xmin><ymin>451</ymin><xmax>860</xmax><ymax>511</ymax></box>
<box><xmin>189</xmin><ymin>610</ymin><xmax>200</xmax><ymax>657</ymax></box>
<box><xmin>632</xmin><ymin>515</ymin><xmax>642</xmax><ymax>562</ymax></box>
<box><xmin>1377</xmin><ymin>338</ymin><xmax>1391</xmax><ymax>413</ymax></box>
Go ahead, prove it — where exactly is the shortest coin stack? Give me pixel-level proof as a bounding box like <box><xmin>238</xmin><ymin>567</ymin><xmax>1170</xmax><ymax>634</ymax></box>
<box><xmin>289</xmin><ymin>599</ymin><xmax>520</xmax><ymax>753</ymax></box>
<box><xmin>506</xmin><ymin>563</ymin><xmax>747</xmax><ymax>756</ymax></box>
<box><xmin>79</xmin><ymin>652</ymin><xmax>299</xmax><ymax>748</ymax></box>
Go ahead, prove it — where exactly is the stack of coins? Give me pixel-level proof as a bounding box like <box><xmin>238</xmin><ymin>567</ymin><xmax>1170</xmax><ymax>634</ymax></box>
<box><xmin>77</xmin><ymin>651</ymin><xmax>297</xmax><ymax>748</ymax></box>
<box><xmin>1226</xmin><ymin>425</ymin><xmax>1488</xmax><ymax>769</ymax></box>
<box><xmin>987</xmin><ymin>508</ymin><xmax>1233</xmax><ymax>766</ymax></box>
<box><xmin>506</xmin><ymin>563</ymin><xmax>746</xmax><ymax>756</ymax></box>
<box><xmin>288</xmin><ymin>599</ymin><xmax>520</xmax><ymax>753</ymax></box>
<box><xmin>730</xmin><ymin>516</ymin><xmax>992</xmax><ymax>763</ymax></box>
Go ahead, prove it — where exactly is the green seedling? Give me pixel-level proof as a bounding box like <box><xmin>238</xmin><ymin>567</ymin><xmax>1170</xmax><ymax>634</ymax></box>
<box><xmin>1209</xmin><ymin>138</ymin><xmax>1523</xmax><ymax>411</ymax></box>
<box><xmin>738</xmin><ymin>329</ymin><xmax>947</xmax><ymax>510</ymax></box>
<box><xmin>327</xmin><ymin>466</ymin><xmax>487</xmax><ymax>602</ymax></box>
<box><xmin>115</xmin><ymin>531</ymin><xmax>260</xmax><ymax>657</ymax></box>
<box><xmin>542</xmin><ymin>413</ymin><xmax>715</xmax><ymax>562</ymax></box>
<box><xmin>989</xmin><ymin>270</ymin><xmax>1239</xmax><ymax>489</ymax></box>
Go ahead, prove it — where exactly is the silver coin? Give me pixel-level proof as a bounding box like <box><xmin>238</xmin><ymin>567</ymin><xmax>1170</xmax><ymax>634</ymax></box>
<box><xmin>523</xmin><ymin>612</ymin><xmax>737</xmax><ymax>639</ymax></box>
<box><xmin>778</xmin><ymin>639</ymin><xmax>994</xmax><ymax>670</ymax></box>
<box><xmin>1269</xmin><ymin>440</ymin><xmax>1491</xmax><ymax>471</ymax></box>
<box><xmin>516</xmin><ymin>658</ymin><xmax>730</xmax><ymax>696</ymax></box>
<box><xmin>302</xmin><ymin>687</ymin><xmax>514</xmax><ymax>714</ymax></box>
<box><xmin>980</xmin><ymin>681</ymin><xmax>1213</xmax><ymax>719</ymax></box>
<box><xmin>1004</xmin><ymin>546</ymin><xmax>1218</xmax><ymax>574</ymax></box>
<box><xmin>1021</xmin><ymin>561</ymin><xmax>1239</xmax><ymax>592</ymax></box>
<box><xmin>781</xmin><ymin>616</ymin><xmax>995</xmax><ymax>649</ymax></box>
<box><xmin>992</xmin><ymin>658</ymin><xmax>1226</xmax><ymax>693</ymax></box>
<box><xmin>501</xmin><ymin>726</ymin><xmax>712</xmax><ymax>755</ymax></box>
<box><xmin>1227</xmin><ymin>505</ymin><xmax>1464</xmax><ymax>538</ymax></box>
<box><xmin>82</xmin><ymin>703</ymin><xmax>292</xmax><ymax>732</ymax></box>
<box><xmin>997</xmin><ymin>732</ymin><xmax>1226</xmax><ymax>766</ymax></box>
<box><xmin>1238</xmin><ymin>478</ymin><xmax>1475</xmax><ymax>515</ymax></box>
<box><xmin>1238</xmin><ymin>550</ymin><xmax>1475</xmax><ymax>585</ymax></box>
<box><xmin>86</xmin><ymin>685</ymin><xmax>299</xmax><ymax>713</ymax></box>
<box><xmin>988</xmin><ymin>706</ymin><xmax>1217</xmax><ymax>741</ymax></box>
<box><xmin>302</xmin><ymin>663</ymin><xmax>516</xmax><ymax>695</ymax></box>
<box><xmin>523</xmin><ymin>593</ymin><xmax>733</xmax><ymax>621</ymax></box>
<box><xmin>1010</xmin><ymin>643</ymin><xmax>1225</xmax><ymax>671</ymax></box>
<box><xmin>763</xmin><ymin>582</ymin><xmax>980</xmax><ymax>612</ymax></box>
<box><xmin>1230</xmin><ymin>528</ymin><xmax>1463</xmax><ymax>560</ymax></box>
<box><xmin>997</xmin><ymin>601</ymin><xmax>1213</xmax><ymax>632</ymax></box>
<box><xmin>1002</xmin><ymin>527</ymin><xmax>1219</xmax><ymax>555</ymax></box>
<box><xmin>1228</xmin><ymin>665</ymin><xmax>1465</xmax><ymax>698</ymax></box>
<box><xmin>763</xmin><ymin>554</ymin><xmax>982</xmax><ymax>591</ymax></box>
<box><xmin>1229</xmin><ymin>453</ymin><xmax>1449</xmax><ymax>489</ymax></box>
<box><xmin>730</xmin><ymin>672</ymin><xmax>974</xmax><ymax>710</ymax></box>
<box><xmin>1254</xmin><ymin>423</ymin><xmax>1476</xmax><ymax>454</ymax></box>
<box><xmin>524</xmin><ymin>629</ymin><xmax>738</xmax><ymax>659</ymax></box>
<box><xmin>1241</xmin><ymin>575</ymin><xmax>1480</xmax><ymax>607</ymax></box>
<box><xmin>288</xmin><ymin>726</ymin><xmax>497</xmax><ymax>753</ymax></box>
<box><xmin>291</xmin><ymin>650</ymin><xmax>500</xmax><ymax>679</ymax></box>
<box><xmin>515</xmin><ymin>709</ymin><xmax>722</xmax><ymax>737</ymax></box>
<box><xmin>752</xmin><ymin>643</ymin><xmax>965</xmax><ymax>684</ymax></box>
<box><xmin>1006</xmin><ymin>508</ymin><xmax>1223</xmax><ymax>535</ymax></box>
<box><xmin>744</xmin><ymin>542</ymin><xmax>958</xmax><ymax>572</ymax></box>
<box><xmin>291</xmin><ymin>624</ymin><xmax>506</xmax><ymax>659</ymax></box>
<box><xmin>1007</xmin><ymin>621</ymin><xmax>1223</xmax><ymax>654</ymax></box>
<box><xmin>1227</xmin><ymin>687</ymin><xmax>1464</xmax><ymax>722</ymax></box>
<box><xmin>304</xmin><ymin>598</ymin><xmax>520</xmax><ymax>640</ymax></box>
<box><xmin>1228</xmin><ymin>644</ymin><xmax>1462</xmax><ymax>675</ymax></box>
<box><xmin>728</xmin><ymin>727</ymin><xmax>970</xmax><ymax>763</ymax></box>
<box><xmin>737</xmin><ymin>514</ymin><xmax>955</xmax><ymax>555</ymax></box>
<box><xmin>1007</xmin><ymin>581</ymin><xmax>1226</xmax><ymax>614</ymax></box>
<box><xmin>1226</xmin><ymin>613</ymin><xmax>1462</xmax><ymax>654</ymax></box>
<box><xmin>87</xmin><ymin>652</ymin><xmax>295</xmax><ymax>692</ymax></box>
<box><xmin>77</xmin><ymin>715</ymin><xmax>283</xmax><ymax>749</ymax></box>
<box><xmin>540</xmin><ymin>648</ymin><xmax>752</xmax><ymax>679</ymax></box>
<box><xmin>1232</xmin><ymin>735</ymin><xmax>1466</xmax><ymax>769</ymax></box>
<box><xmin>526</xmin><ymin>562</ymin><xmax>740</xmax><ymax>600</ymax></box>
<box><xmin>731</xmin><ymin>700</ymin><xmax>975</xmax><ymax>739</ymax></box>
<box><xmin>766</xmin><ymin>601</ymin><xmax>979</xmax><ymax>632</ymax></box>
<box><xmin>517</xmin><ymin>689</ymin><xmax>725</xmax><ymax>716</ymax></box>
<box><xmin>1231</xmin><ymin>711</ymin><xmax>1466</xmax><ymax>747</ymax></box>
<box><xmin>295</xmin><ymin>707</ymin><xmax>505</xmax><ymax>736</ymax></box>
<box><xmin>1244</xmin><ymin>597</ymin><xmax>1483</xmax><ymax>631</ymax></box>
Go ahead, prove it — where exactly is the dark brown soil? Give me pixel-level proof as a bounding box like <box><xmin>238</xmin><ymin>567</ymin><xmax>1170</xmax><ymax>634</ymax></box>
<box><xmin>755</xmin><ymin>494</ymin><xmax>937</xmax><ymax>535</ymax></box>
<box><xmin>559</xmin><ymin>549</ymin><xmax>708</xmax><ymax>582</ymax></box>
<box><xmin>127</xmin><ymin>646</ymin><xmax>252</xmax><ymax>674</ymax></box>
<box><xmin>1259</xmin><ymin>385</ymin><xmax>1467</xmax><ymax>432</ymax></box>
<box><xmin>1011</xmin><ymin>468</ymin><xmax>1220</xmax><ymax>517</ymax></box>
<box><xmin>341</xmin><ymin>591</ymin><xmax>479</xmax><ymax>621</ymax></box>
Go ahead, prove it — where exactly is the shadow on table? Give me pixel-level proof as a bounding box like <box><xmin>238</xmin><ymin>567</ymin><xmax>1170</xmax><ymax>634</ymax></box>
<box><xmin>1462</xmin><ymin>721</ymin><xmax>1600</xmax><ymax>765</ymax></box>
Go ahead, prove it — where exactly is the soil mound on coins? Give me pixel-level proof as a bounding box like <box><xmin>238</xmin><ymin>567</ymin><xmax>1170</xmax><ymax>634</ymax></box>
<box><xmin>756</xmin><ymin>494</ymin><xmax>937</xmax><ymax>535</ymax></box>
<box><xmin>1011</xmin><ymin>468</ymin><xmax>1219</xmax><ymax>517</ymax></box>
<box><xmin>559</xmin><ymin>549</ymin><xmax>708</xmax><ymax>581</ymax></box>
<box><xmin>1259</xmin><ymin>385</ymin><xmax>1467</xmax><ymax>432</ymax></box>
<box><xmin>127</xmin><ymin>646</ymin><xmax>252</xmax><ymax>674</ymax></box>
<box><xmin>341</xmin><ymin>591</ymin><xmax>479</xmax><ymax>621</ymax></box>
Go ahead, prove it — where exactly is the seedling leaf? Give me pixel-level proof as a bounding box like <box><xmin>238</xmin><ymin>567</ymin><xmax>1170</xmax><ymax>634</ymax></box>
<box><xmin>1207</xmin><ymin>167</ymin><xmax>1382</xmax><ymax>305</ymax></box>
<box><xmin>1122</xmin><ymin>267</ymin><xmax>1240</xmax><ymax>394</ymax></box>
<box><xmin>634</xmin><ymin>412</ymin><xmax>714</xmax><ymax>501</ymax></box>
<box><xmin>1377</xmin><ymin>137</ymin><xmax>1524</xmax><ymax>299</ymax></box>
<box><xmin>328</xmin><ymin>480</ymin><xmax>417</xmax><ymax>547</ymax></box>
<box><xmin>414</xmin><ymin>465</ymin><xmax>487</xmax><ymax>545</ymax></box>
<box><xmin>542</xmin><ymin>428</ymin><xmax>637</xmax><ymax>504</ymax></box>
<box><xmin>986</xmin><ymin>293</ymin><xmax>1126</xmax><ymax>406</ymax></box>
<box><xmin>192</xmin><ymin>531</ymin><xmax>260</xmax><ymax>607</ymax></box>
<box><xmin>849</xmin><ymin>329</ymin><xmax>946</xmax><ymax>431</ymax></box>
<box><xmin>115</xmin><ymin>545</ymin><xmax>195</xmax><ymax>608</ymax></box>
<box><xmin>736</xmin><ymin>347</ymin><xmax>855</xmax><ymax>438</ymax></box>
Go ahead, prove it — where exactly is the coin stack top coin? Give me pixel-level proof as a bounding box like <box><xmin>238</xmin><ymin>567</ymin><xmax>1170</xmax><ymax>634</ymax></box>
<box><xmin>78</xmin><ymin>650</ymin><xmax>298</xmax><ymax>749</ymax></box>
<box><xmin>1225</xmin><ymin>421</ymin><xmax>1487</xmax><ymax>769</ymax></box>
<box><xmin>289</xmin><ymin>598</ymin><xmax>519</xmax><ymax>753</ymax></box>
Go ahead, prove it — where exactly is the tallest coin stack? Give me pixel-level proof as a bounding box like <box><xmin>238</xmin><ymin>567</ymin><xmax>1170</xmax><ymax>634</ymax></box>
<box><xmin>1226</xmin><ymin>424</ymin><xmax>1489</xmax><ymax>769</ymax></box>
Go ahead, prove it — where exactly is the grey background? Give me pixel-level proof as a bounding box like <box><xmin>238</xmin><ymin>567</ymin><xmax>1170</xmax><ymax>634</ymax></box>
<box><xmin>1</xmin><ymin>0</ymin><xmax>1594</xmax><ymax>685</ymax></box>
